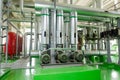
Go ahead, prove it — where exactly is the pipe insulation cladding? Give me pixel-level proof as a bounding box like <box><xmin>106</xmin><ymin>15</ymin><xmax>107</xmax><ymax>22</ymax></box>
<box><xmin>70</xmin><ymin>11</ymin><xmax>78</xmax><ymax>49</ymax></box>
<box><xmin>41</xmin><ymin>8</ymin><xmax>49</xmax><ymax>49</ymax></box>
<box><xmin>65</xmin><ymin>17</ymin><xmax>70</xmax><ymax>48</ymax></box>
<box><xmin>56</xmin><ymin>10</ymin><xmax>64</xmax><ymax>46</ymax></box>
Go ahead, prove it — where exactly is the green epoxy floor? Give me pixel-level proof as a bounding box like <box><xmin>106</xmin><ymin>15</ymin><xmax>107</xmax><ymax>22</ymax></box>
<box><xmin>99</xmin><ymin>64</ymin><xmax>120</xmax><ymax>80</ymax></box>
<box><xmin>34</xmin><ymin>65</ymin><xmax>101</xmax><ymax>80</ymax></box>
<box><xmin>0</xmin><ymin>69</ymin><xmax>35</xmax><ymax>80</ymax></box>
<box><xmin>1</xmin><ymin>58</ymin><xmax>120</xmax><ymax>80</ymax></box>
<box><xmin>101</xmin><ymin>69</ymin><xmax>120</xmax><ymax>80</ymax></box>
<box><xmin>0</xmin><ymin>69</ymin><xmax>10</xmax><ymax>78</ymax></box>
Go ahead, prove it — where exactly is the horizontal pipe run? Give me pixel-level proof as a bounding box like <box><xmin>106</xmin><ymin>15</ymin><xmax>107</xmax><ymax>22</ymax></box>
<box><xmin>9</xmin><ymin>19</ymin><xmax>32</xmax><ymax>22</ymax></box>
<box><xmin>78</xmin><ymin>25</ymin><xmax>106</xmax><ymax>29</ymax></box>
<box><xmin>36</xmin><ymin>13</ymin><xmax>110</xmax><ymax>22</ymax></box>
<box><xmin>35</xmin><ymin>0</ymin><xmax>120</xmax><ymax>18</ymax></box>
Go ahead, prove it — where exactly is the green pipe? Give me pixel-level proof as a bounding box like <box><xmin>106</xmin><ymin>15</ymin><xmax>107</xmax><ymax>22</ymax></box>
<box><xmin>78</xmin><ymin>25</ymin><xmax>106</xmax><ymax>29</ymax></box>
<box><xmin>3</xmin><ymin>9</ymin><xmax>31</xmax><ymax>13</ymax></box>
<box><xmin>9</xmin><ymin>19</ymin><xmax>32</xmax><ymax>22</ymax></box>
<box><xmin>77</xmin><ymin>15</ymin><xmax>110</xmax><ymax>22</ymax></box>
<box><xmin>36</xmin><ymin>13</ymin><xmax>109</xmax><ymax>22</ymax></box>
<box><xmin>35</xmin><ymin>1</ymin><xmax>120</xmax><ymax>18</ymax></box>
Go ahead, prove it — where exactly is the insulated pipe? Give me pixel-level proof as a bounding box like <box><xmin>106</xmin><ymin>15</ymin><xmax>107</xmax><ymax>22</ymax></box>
<box><xmin>36</xmin><ymin>13</ymin><xmax>109</xmax><ymax>22</ymax></box>
<box><xmin>50</xmin><ymin>0</ymin><xmax>57</xmax><ymax>64</ymax></box>
<box><xmin>56</xmin><ymin>10</ymin><xmax>64</xmax><ymax>47</ymax></box>
<box><xmin>34</xmin><ymin>17</ymin><xmax>41</xmax><ymax>50</ymax></box>
<box><xmin>41</xmin><ymin>8</ymin><xmax>49</xmax><ymax>50</ymax></box>
<box><xmin>65</xmin><ymin>17</ymin><xmax>70</xmax><ymax>48</ymax></box>
<box><xmin>23</xmin><ymin>32</ymin><xmax>34</xmax><ymax>57</ymax></box>
<box><xmin>70</xmin><ymin>11</ymin><xmax>77</xmax><ymax>49</ymax></box>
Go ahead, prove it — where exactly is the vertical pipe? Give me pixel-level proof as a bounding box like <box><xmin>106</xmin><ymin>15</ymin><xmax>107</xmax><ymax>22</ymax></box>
<box><xmin>34</xmin><ymin>18</ymin><xmax>38</xmax><ymax>50</ymax></box>
<box><xmin>0</xmin><ymin>0</ymin><xmax>3</xmax><ymax>63</ymax></box>
<box><xmin>6</xmin><ymin>0</ymin><xmax>11</xmax><ymax>63</ymax></box>
<box><xmin>106</xmin><ymin>22</ymin><xmax>112</xmax><ymax>63</ymax></box>
<box><xmin>75</xmin><ymin>13</ymin><xmax>78</xmax><ymax>50</ymax></box>
<box><xmin>23</xmin><ymin>34</ymin><xmax>25</xmax><ymax>57</ymax></box>
<box><xmin>29</xmin><ymin>12</ymin><xmax>33</xmax><ymax>66</ymax></box>
<box><xmin>50</xmin><ymin>0</ymin><xmax>57</xmax><ymax>64</ymax></box>
<box><xmin>56</xmin><ymin>10</ymin><xmax>64</xmax><ymax>47</ymax></box>
<box><xmin>37</xmin><ymin>17</ymin><xmax>41</xmax><ymax>51</ymax></box>
<box><xmin>53</xmin><ymin>0</ymin><xmax>57</xmax><ymax>48</ymax></box>
<box><xmin>99</xmin><ymin>24</ymin><xmax>105</xmax><ymax>50</ymax></box>
<box><xmin>70</xmin><ymin>11</ymin><xmax>77</xmax><ymax>50</ymax></box>
<box><xmin>41</xmin><ymin>8</ymin><xmax>49</xmax><ymax>50</ymax></box>
<box><xmin>117</xmin><ymin>18</ymin><xmax>120</xmax><ymax>64</ymax></box>
<box><xmin>5</xmin><ymin>27</ymin><xmax>8</xmax><ymax>63</ymax></box>
<box><xmin>16</xmin><ymin>31</ymin><xmax>19</xmax><ymax>57</ymax></box>
<box><xmin>65</xmin><ymin>17</ymin><xmax>70</xmax><ymax>48</ymax></box>
<box><xmin>50</xmin><ymin>10</ymin><xmax>56</xmax><ymax>63</ymax></box>
<box><xmin>99</xmin><ymin>27</ymin><xmax>102</xmax><ymax>50</ymax></box>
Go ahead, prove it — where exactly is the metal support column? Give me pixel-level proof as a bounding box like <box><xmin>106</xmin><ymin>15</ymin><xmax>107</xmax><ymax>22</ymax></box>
<box><xmin>23</xmin><ymin>33</ymin><xmax>26</xmax><ymax>57</ymax></box>
<box><xmin>0</xmin><ymin>0</ymin><xmax>3</xmax><ymax>63</ymax></box>
<box><xmin>106</xmin><ymin>22</ymin><xmax>112</xmax><ymax>63</ymax></box>
<box><xmin>50</xmin><ymin>0</ymin><xmax>57</xmax><ymax>64</ymax></box>
<box><xmin>117</xmin><ymin>18</ymin><xmax>120</xmax><ymax>64</ymax></box>
<box><xmin>34</xmin><ymin>18</ymin><xmax>39</xmax><ymax>50</ymax></box>
<box><xmin>5</xmin><ymin>0</ymin><xmax>11</xmax><ymax>63</ymax></box>
<box><xmin>16</xmin><ymin>31</ymin><xmax>19</xmax><ymax>57</ymax></box>
<box><xmin>29</xmin><ymin>12</ymin><xmax>33</xmax><ymax>66</ymax></box>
